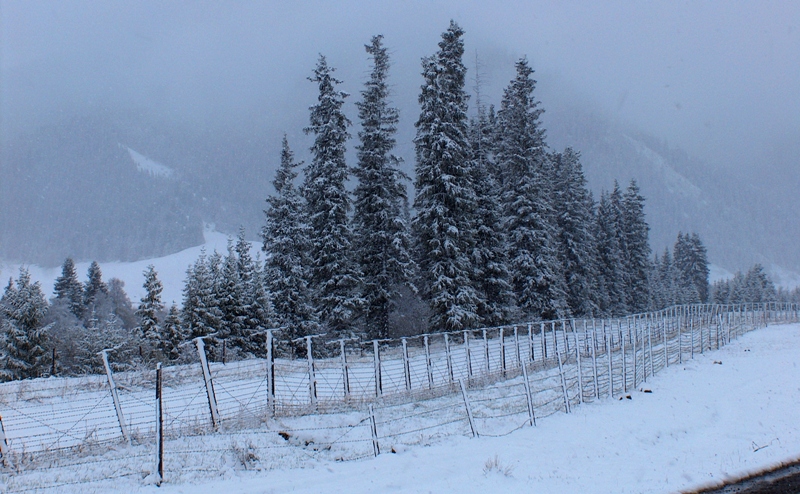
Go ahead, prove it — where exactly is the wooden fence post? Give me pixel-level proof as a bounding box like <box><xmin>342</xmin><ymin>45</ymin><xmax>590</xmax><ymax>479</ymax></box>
<box><xmin>574</xmin><ymin>330</ymin><xmax>583</xmax><ymax>404</ymax></box>
<box><xmin>373</xmin><ymin>340</ymin><xmax>382</xmax><ymax>398</ymax></box>
<box><xmin>591</xmin><ymin>329</ymin><xmax>599</xmax><ymax>400</ymax></box>
<box><xmin>368</xmin><ymin>404</ymin><xmax>380</xmax><ymax>457</ymax></box>
<box><xmin>606</xmin><ymin>333</ymin><xmax>613</xmax><ymax>398</ymax></box>
<box><xmin>527</xmin><ymin>324</ymin><xmax>534</xmax><ymax>362</ymax></box>
<box><xmin>541</xmin><ymin>322</ymin><xmax>547</xmax><ymax>360</ymax></box>
<box><xmin>156</xmin><ymin>363</ymin><xmax>164</xmax><ymax>486</ymax></box>
<box><xmin>464</xmin><ymin>331</ymin><xmax>473</xmax><ymax>379</ymax></box>
<box><xmin>499</xmin><ymin>328</ymin><xmax>506</xmax><ymax>376</ymax></box>
<box><xmin>424</xmin><ymin>335</ymin><xmax>433</xmax><ymax>389</ymax></box>
<box><xmin>459</xmin><ymin>379</ymin><xmax>477</xmax><ymax>437</ymax></box>
<box><xmin>514</xmin><ymin>326</ymin><xmax>522</xmax><ymax>368</ymax></box>
<box><xmin>663</xmin><ymin>316</ymin><xmax>668</xmax><ymax>369</ymax></box>
<box><xmin>341</xmin><ymin>339</ymin><xmax>351</xmax><ymax>398</ymax></box>
<box><xmin>0</xmin><ymin>414</ymin><xmax>9</xmax><ymax>468</ymax></box>
<box><xmin>621</xmin><ymin>328</ymin><xmax>627</xmax><ymax>393</ymax></box>
<box><xmin>195</xmin><ymin>338</ymin><xmax>220</xmax><ymax>429</ymax></box>
<box><xmin>632</xmin><ymin>322</ymin><xmax>638</xmax><ymax>389</ymax></box>
<box><xmin>521</xmin><ymin>362</ymin><xmax>536</xmax><ymax>426</ymax></box>
<box><xmin>483</xmin><ymin>329</ymin><xmax>490</xmax><ymax>374</ymax></box>
<box><xmin>557</xmin><ymin>351</ymin><xmax>570</xmax><ymax>413</ymax></box>
<box><xmin>678</xmin><ymin>309</ymin><xmax>683</xmax><ymax>364</ymax></box>
<box><xmin>307</xmin><ymin>337</ymin><xmax>318</xmax><ymax>406</ymax></box>
<box><xmin>647</xmin><ymin>319</ymin><xmax>654</xmax><ymax>378</ymax></box>
<box><xmin>100</xmin><ymin>349</ymin><xmax>130</xmax><ymax>444</ymax></box>
<box><xmin>402</xmin><ymin>338</ymin><xmax>411</xmax><ymax>392</ymax></box>
<box><xmin>444</xmin><ymin>333</ymin><xmax>454</xmax><ymax>384</ymax></box>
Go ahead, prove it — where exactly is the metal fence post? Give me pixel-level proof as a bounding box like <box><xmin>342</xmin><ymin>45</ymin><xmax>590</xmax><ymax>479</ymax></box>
<box><xmin>266</xmin><ymin>329</ymin><xmax>276</xmax><ymax>413</ymax></box>
<box><xmin>155</xmin><ymin>363</ymin><xmax>164</xmax><ymax>486</ymax></box>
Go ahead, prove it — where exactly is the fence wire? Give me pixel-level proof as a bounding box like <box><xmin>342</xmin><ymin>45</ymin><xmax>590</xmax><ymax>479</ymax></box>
<box><xmin>0</xmin><ymin>303</ymin><xmax>796</xmax><ymax>492</ymax></box>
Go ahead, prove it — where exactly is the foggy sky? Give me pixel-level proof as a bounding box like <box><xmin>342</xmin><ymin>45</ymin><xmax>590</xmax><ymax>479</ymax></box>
<box><xmin>2</xmin><ymin>1</ymin><xmax>799</xmax><ymax>177</ymax></box>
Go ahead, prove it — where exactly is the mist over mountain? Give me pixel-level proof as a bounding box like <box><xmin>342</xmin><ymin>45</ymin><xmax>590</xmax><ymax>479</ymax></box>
<box><xmin>2</xmin><ymin>2</ymin><xmax>798</xmax><ymax>283</ymax></box>
<box><xmin>2</xmin><ymin>101</ymin><xmax>798</xmax><ymax>283</ymax></box>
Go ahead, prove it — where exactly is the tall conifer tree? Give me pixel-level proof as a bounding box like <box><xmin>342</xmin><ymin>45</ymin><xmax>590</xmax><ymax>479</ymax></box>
<box><xmin>412</xmin><ymin>21</ymin><xmax>481</xmax><ymax>331</ymax></box>
<box><xmin>353</xmin><ymin>35</ymin><xmax>416</xmax><ymax>339</ymax></box>
<box><xmin>621</xmin><ymin>180</ymin><xmax>652</xmax><ymax>313</ymax></box>
<box><xmin>551</xmin><ymin>148</ymin><xmax>598</xmax><ymax>317</ymax></box>
<box><xmin>54</xmin><ymin>258</ymin><xmax>84</xmax><ymax>319</ymax></box>
<box><xmin>1</xmin><ymin>268</ymin><xmax>51</xmax><ymax>381</ymax></box>
<box><xmin>264</xmin><ymin>137</ymin><xmax>319</xmax><ymax>342</ymax></box>
<box><xmin>136</xmin><ymin>265</ymin><xmax>164</xmax><ymax>342</ymax></box>
<box><xmin>496</xmin><ymin>58</ymin><xmax>567</xmax><ymax>321</ymax></box>
<box><xmin>303</xmin><ymin>55</ymin><xmax>362</xmax><ymax>335</ymax></box>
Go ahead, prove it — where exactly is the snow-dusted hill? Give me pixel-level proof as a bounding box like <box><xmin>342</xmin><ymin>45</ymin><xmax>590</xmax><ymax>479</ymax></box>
<box><xmin>0</xmin><ymin>227</ymin><xmax>261</xmax><ymax>306</ymax></box>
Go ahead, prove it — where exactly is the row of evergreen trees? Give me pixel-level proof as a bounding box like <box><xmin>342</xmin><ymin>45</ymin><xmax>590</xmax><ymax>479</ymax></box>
<box><xmin>3</xmin><ymin>21</ymin><xmax>786</xmax><ymax>381</ymax></box>
<box><xmin>1</xmin><ymin>259</ymin><xmax>140</xmax><ymax>380</ymax></box>
<box><xmin>261</xmin><ymin>23</ymin><xmax>659</xmax><ymax>342</ymax></box>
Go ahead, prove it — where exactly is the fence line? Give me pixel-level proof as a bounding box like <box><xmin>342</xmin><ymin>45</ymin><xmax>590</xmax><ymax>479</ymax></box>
<box><xmin>0</xmin><ymin>302</ymin><xmax>797</xmax><ymax>491</ymax></box>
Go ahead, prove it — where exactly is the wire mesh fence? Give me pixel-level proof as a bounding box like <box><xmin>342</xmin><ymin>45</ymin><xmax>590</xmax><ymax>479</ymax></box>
<box><xmin>0</xmin><ymin>302</ymin><xmax>796</xmax><ymax>491</ymax></box>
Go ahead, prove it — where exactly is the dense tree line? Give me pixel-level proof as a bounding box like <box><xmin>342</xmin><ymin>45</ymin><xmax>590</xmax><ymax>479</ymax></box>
<box><xmin>3</xmin><ymin>21</ymin><xmax>785</xmax><ymax>381</ymax></box>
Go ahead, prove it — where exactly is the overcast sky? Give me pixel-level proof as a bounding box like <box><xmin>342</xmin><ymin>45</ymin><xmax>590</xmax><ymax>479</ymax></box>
<box><xmin>2</xmin><ymin>0</ymin><xmax>799</xmax><ymax>172</ymax></box>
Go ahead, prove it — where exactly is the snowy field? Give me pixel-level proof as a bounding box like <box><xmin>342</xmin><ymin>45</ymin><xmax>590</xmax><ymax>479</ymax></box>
<box><xmin>3</xmin><ymin>322</ymin><xmax>799</xmax><ymax>493</ymax></box>
<box><xmin>0</xmin><ymin>228</ymin><xmax>254</xmax><ymax>307</ymax></box>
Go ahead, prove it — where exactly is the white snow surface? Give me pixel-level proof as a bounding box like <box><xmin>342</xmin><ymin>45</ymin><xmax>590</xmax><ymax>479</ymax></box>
<box><xmin>5</xmin><ymin>323</ymin><xmax>799</xmax><ymax>493</ymax></box>
<box><xmin>126</xmin><ymin>146</ymin><xmax>175</xmax><ymax>179</ymax></box>
<box><xmin>0</xmin><ymin>228</ymin><xmax>260</xmax><ymax>306</ymax></box>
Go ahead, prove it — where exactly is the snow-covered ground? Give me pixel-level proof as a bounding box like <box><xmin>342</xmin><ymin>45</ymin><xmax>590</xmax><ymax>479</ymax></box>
<box><xmin>4</xmin><ymin>322</ymin><xmax>799</xmax><ymax>493</ymax></box>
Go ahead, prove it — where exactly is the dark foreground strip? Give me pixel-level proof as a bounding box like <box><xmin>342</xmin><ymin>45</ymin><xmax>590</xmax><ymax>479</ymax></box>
<box><xmin>685</xmin><ymin>458</ymin><xmax>800</xmax><ymax>494</ymax></box>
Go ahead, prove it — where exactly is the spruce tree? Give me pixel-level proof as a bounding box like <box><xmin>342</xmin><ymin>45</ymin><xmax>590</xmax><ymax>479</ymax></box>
<box><xmin>217</xmin><ymin>240</ymin><xmax>243</xmax><ymax>350</ymax></box>
<box><xmin>54</xmin><ymin>258</ymin><xmax>84</xmax><ymax>319</ymax></box>
<box><xmin>263</xmin><ymin>137</ymin><xmax>319</xmax><ymax>343</ymax></box>
<box><xmin>160</xmin><ymin>304</ymin><xmax>183</xmax><ymax>361</ymax></box>
<box><xmin>353</xmin><ymin>35</ymin><xmax>416</xmax><ymax>339</ymax></box>
<box><xmin>1</xmin><ymin>268</ymin><xmax>51</xmax><ymax>381</ymax></box>
<box><xmin>744</xmin><ymin>264</ymin><xmax>776</xmax><ymax>303</ymax></box>
<box><xmin>595</xmin><ymin>190</ymin><xmax>627</xmax><ymax>316</ymax></box>
<box><xmin>412</xmin><ymin>21</ymin><xmax>481</xmax><ymax>331</ymax></box>
<box><xmin>83</xmin><ymin>261</ymin><xmax>108</xmax><ymax>307</ymax></box>
<box><xmin>496</xmin><ymin>57</ymin><xmax>566</xmax><ymax>321</ymax></box>
<box><xmin>182</xmin><ymin>249</ymin><xmax>219</xmax><ymax>342</ymax></box>
<box><xmin>551</xmin><ymin>148</ymin><xmax>598</xmax><ymax>317</ymax></box>
<box><xmin>674</xmin><ymin>232</ymin><xmax>702</xmax><ymax>304</ymax></box>
<box><xmin>136</xmin><ymin>265</ymin><xmax>164</xmax><ymax>343</ymax></box>
<box><xmin>689</xmin><ymin>233</ymin><xmax>710</xmax><ymax>303</ymax></box>
<box><xmin>233</xmin><ymin>228</ymin><xmax>271</xmax><ymax>356</ymax></box>
<box><xmin>469</xmin><ymin>107</ymin><xmax>513</xmax><ymax>326</ymax></box>
<box><xmin>302</xmin><ymin>55</ymin><xmax>362</xmax><ymax>335</ymax></box>
<box><xmin>621</xmin><ymin>180</ymin><xmax>652</xmax><ymax>313</ymax></box>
